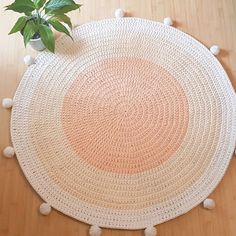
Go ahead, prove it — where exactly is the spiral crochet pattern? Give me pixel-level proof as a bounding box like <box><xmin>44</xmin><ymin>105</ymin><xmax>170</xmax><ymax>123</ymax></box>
<box><xmin>11</xmin><ymin>18</ymin><xmax>236</xmax><ymax>229</ymax></box>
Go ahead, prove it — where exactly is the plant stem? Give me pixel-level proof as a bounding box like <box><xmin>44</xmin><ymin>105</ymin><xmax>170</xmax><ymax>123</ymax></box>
<box><xmin>36</xmin><ymin>9</ymin><xmax>41</xmax><ymax>25</ymax></box>
<box><xmin>41</xmin><ymin>12</ymin><xmax>49</xmax><ymax>21</ymax></box>
<box><xmin>47</xmin><ymin>16</ymin><xmax>54</xmax><ymax>20</ymax></box>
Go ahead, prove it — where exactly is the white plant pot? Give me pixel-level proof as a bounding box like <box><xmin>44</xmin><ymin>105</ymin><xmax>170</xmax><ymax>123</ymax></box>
<box><xmin>29</xmin><ymin>37</ymin><xmax>45</xmax><ymax>51</ymax></box>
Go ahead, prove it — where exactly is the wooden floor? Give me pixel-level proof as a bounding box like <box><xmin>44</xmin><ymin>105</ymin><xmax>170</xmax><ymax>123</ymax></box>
<box><xmin>1</xmin><ymin>0</ymin><xmax>236</xmax><ymax>235</ymax></box>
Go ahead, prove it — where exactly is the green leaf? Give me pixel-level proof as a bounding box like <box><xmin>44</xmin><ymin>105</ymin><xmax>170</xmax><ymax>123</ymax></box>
<box><xmin>48</xmin><ymin>19</ymin><xmax>72</xmax><ymax>39</ymax></box>
<box><xmin>34</xmin><ymin>0</ymin><xmax>46</xmax><ymax>9</ymax></box>
<box><xmin>45</xmin><ymin>0</ymin><xmax>81</xmax><ymax>13</ymax></box>
<box><xmin>5</xmin><ymin>0</ymin><xmax>35</xmax><ymax>15</ymax></box>
<box><xmin>23</xmin><ymin>20</ymin><xmax>37</xmax><ymax>46</ymax></box>
<box><xmin>38</xmin><ymin>24</ymin><xmax>55</xmax><ymax>52</ymax></box>
<box><xmin>45</xmin><ymin>0</ymin><xmax>74</xmax><ymax>11</ymax></box>
<box><xmin>50</xmin><ymin>14</ymin><xmax>72</xmax><ymax>29</ymax></box>
<box><xmin>9</xmin><ymin>16</ymin><xmax>27</xmax><ymax>35</ymax></box>
<box><xmin>48</xmin><ymin>3</ymin><xmax>81</xmax><ymax>14</ymax></box>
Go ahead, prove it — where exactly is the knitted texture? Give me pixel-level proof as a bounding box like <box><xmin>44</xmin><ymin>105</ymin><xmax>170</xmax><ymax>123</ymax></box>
<box><xmin>11</xmin><ymin>18</ymin><xmax>236</xmax><ymax>229</ymax></box>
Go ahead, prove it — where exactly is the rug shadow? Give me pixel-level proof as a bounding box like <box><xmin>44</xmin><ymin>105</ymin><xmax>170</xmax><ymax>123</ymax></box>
<box><xmin>56</xmin><ymin>39</ymin><xmax>86</xmax><ymax>57</ymax></box>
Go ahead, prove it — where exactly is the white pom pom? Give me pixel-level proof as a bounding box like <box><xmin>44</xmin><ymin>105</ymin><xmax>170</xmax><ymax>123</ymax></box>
<box><xmin>115</xmin><ymin>8</ymin><xmax>125</xmax><ymax>18</ymax></box>
<box><xmin>2</xmin><ymin>98</ymin><xmax>13</xmax><ymax>108</ymax></box>
<box><xmin>3</xmin><ymin>146</ymin><xmax>15</xmax><ymax>158</ymax></box>
<box><xmin>89</xmin><ymin>225</ymin><xmax>101</xmax><ymax>236</ymax></box>
<box><xmin>163</xmin><ymin>17</ymin><xmax>173</xmax><ymax>26</ymax></box>
<box><xmin>39</xmin><ymin>203</ymin><xmax>52</xmax><ymax>215</ymax></box>
<box><xmin>210</xmin><ymin>45</ymin><xmax>220</xmax><ymax>56</ymax></box>
<box><xmin>144</xmin><ymin>226</ymin><xmax>157</xmax><ymax>236</ymax></box>
<box><xmin>24</xmin><ymin>55</ymin><xmax>35</xmax><ymax>66</ymax></box>
<box><xmin>203</xmin><ymin>198</ymin><xmax>215</xmax><ymax>210</ymax></box>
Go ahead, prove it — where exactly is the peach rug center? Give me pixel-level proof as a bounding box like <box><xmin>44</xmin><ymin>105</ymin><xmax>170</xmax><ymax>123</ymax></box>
<box><xmin>62</xmin><ymin>58</ymin><xmax>189</xmax><ymax>173</ymax></box>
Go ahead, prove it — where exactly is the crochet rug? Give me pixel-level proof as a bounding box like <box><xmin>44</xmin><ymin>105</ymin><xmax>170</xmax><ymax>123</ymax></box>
<box><xmin>11</xmin><ymin>18</ymin><xmax>236</xmax><ymax>229</ymax></box>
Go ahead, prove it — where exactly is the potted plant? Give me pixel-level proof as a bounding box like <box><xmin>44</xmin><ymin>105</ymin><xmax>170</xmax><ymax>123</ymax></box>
<box><xmin>5</xmin><ymin>0</ymin><xmax>82</xmax><ymax>52</ymax></box>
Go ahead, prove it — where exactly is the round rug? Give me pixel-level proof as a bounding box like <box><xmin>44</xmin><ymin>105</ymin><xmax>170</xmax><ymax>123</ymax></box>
<box><xmin>11</xmin><ymin>18</ymin><xmax>236</xmax><ymax>229</ymax></box>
